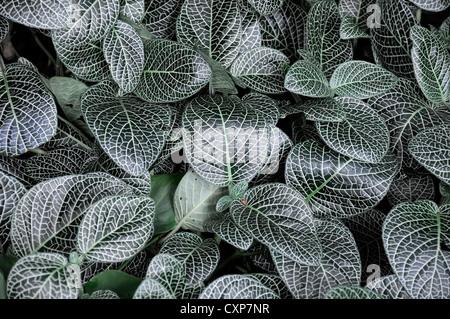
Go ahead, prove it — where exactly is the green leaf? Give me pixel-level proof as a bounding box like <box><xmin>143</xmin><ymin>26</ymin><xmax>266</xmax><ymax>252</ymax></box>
<box><xmin>248</xmin><ymin>0</ymin><xmax>284</xmax><ymax>15</ymax></box>
<box><xmin>173</xmin><ymin>170</ymin><xmax>228</xmax><ymax>232</ymax></box>
<box><xmin>386</xmin><ymin>173</ymin><xmax>435</xmax><ymax>206</ymax></box>
<box><xmin>272</xmin><ymin>219</ymin><xmax>361</xmax><ymax>299</ymax></box>
<box><xmin>0</xmin><ymin>271</ymin><xmax>5</xmax><ymax>299</ymax></box>
<box><xmin>159</xmin><ymin>232</ymin><xmax>220</xmax><ymax>283</ymax></box>
<box><xmin>134</xmin><ymin>39</ymin><xmax>211</xmax><ymax>103</ymax></box>
<box><xmin>298</xmin><ymin>98</ymin><xmax>345</xmax><ymax>122</ymax></box>
<box><xmin>0</xmin><ymin>0</ymin><xmax>71</xmax><ymax>29</ymax></box>
<box><xmin>52</xmin><ymin>0</ymin><xmax>121</xmax><ymax>47</ymax></box>
<box><xmin>0</xmin><ymin>16</ymin><xmax>10</xmax><ymax>43</ymax></box>
<box><xmin>103</xmin><ymin>19</ymin><xmax>145</xmax><ymax>93</ymax></box>
<box><xmin>77</xmin><ymin>195</ymin><xmax>155</xmax><ymax>263</ymax></box>
<box><xmin>0</xmin><ymin>62</ymin><xmax>58</xmax><ymax>156</ymax></box>
<box><xmin>151</xmin><ymin>173</ymin><xmax>184</xmax><ymax>234</ymax></box>
<box><xmin>230</xmin><ymin>183</ymin><xmax>322</xmax><ymax>265</ymax></box>
<box><xmin>242</xmin><ymin>93</ymin><xmax>280</xmax><ymax>126</ymax></box>
<box><xmin>230</xmin><ymin>46</ymin><xmax>289</xmax><ymax>94</ymax></box>
<box><xmin>330</xmin><ymin>61</ymin><xmax>398</xmax><ymax>99</ymax></box>
<box><xmin>366</xmin><ymin>275</ymin><xmax>412</xmax><ymax>299</ymax></box>
<box><xmin>259</xmin><ymin>0</ymin><xmax>307</xmax><ymax>60</ymax></box>
<box><xmin>0</xmin><ymin>254</ymin><xmax>18</xmax><ymax>279</ymax></box>
<box><xmin>239</xmin><ymin>10</ymin><xmax>261</xmax><ymax>54</ymax></box>
<box><xmin>7</xmin><ymin>252</ymin><xmax>80</xmax><ymax>299</ymax></box>
<box><xmin>325</xmin><ymin>286</ymin><xmax>386</xmax><ymax>299</ymax></box>
<box><xmin>439</xmin><ymin>16</ymin><xmax>450</xmax><ymax>49</ymax></box>
<box><xmin>408</xmin><ymin>124</ymin><xmax>450</xmax><ymax>184</ymax></box>
<box><xmin>411</xmin><ymin>25</ymin><xmax>450</xmax><ymax>104</ymax></box>
<box><xmin>120</xmin><ymin>0</ymin><xmax>145</xmax><ymax>23</ymax></box>
<box><xmin>338</xmin><ymin>0</ymin><xmax>372</xmax><ymax>40</ymax></box>
<box><xmin>408</xmin><ymin>0</ymin><xmax>450</xmax><ymax>12</ymax></box>
<box><xmin>176</xmin><ymin>0</ymin><xmax>242</xmax><ymax>68</ymax></box>
<box><xmin>286</xmin><ymin>140</ymin><xmax>398</xmax><ymax>218</ymax></box>
<box><xmin>306</xmin><ymin>0</ymin><xmax>353</xmax><ymax>78</ymax></box>
<box><xmin>383</xmin><ymin>201</ymin><xmax>450</xmax><ymax>298</ymax></box>
<box><xmin>247</xmin><ymin>273</ymin><xmax>292</xmax><ymax>299</ymax></box>
<box><xmin>371</xmin><ymin>0</ymin><xmax>418</xmax><ymax>79</ymax></box>
<box><xmin>215</xmin><ymin>196</ymin><xmax>233</xmax><ymax>213</ymax></box>
<box><xmin>10</xmin><ymin>173</ymin><xmax>134</xmax><ymax>258</ymax></box>
<box><xmin>85</xmin><ymin>270</ymin><xmax>143</xmax><ymax>299</ymax></box>
<box><xmin>141</xmin><ymin>0</ymin><xmax>182</xmax><ymax>39</ymax></box>
<box><xmin>81</xmin><ymin>290</ymin><xmax>120</xmax><ymax>299</ymax></box>
<box><xmin>284</xmin><ymin>60</ymin><xmax>332</xmax><ymax>98</ymax></box>
<box><xmin>230</xmin><ymin>181</ymin><xmax>249</xmax><ymax>199</ymax></box>
<box><xmin>316</xmin><ymin>97</ymin><xmax>390</xmax><ymax>164</ymax></box>
<box><xmin>339</xmin><ymin>15</ymin><xmax>369</xmax><ymax>40</ymax></box>
<box><xmin>441</xmin><ymin>181</ymin><xmax>450</xmax><ymax>197</ymax></box>
<box><xmin>199</xmin><ymin>274</ymin><xmax>280</xmax><ymax>299</ymax></box>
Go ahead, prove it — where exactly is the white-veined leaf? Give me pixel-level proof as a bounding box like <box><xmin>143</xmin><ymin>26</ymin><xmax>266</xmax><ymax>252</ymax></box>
<box><xmin>284</xmin><ymin>60</ymin><xmax>332</xmax><ymax>98</ymax></box>
<box><xmin>103</xmin><ymin>19</ymin><xmax>144</xmax><ymax>93</ymax></box>
<box><xmin>182</xmin><ymin>95</ymin><xmax>271</xmax><ymax>186</ymax></box>
<box><xmin>259</xmin><ymin>0</ymin><xmax>307</xmax><ymax>60</ymax></box>
<box><xmin>315</xmin><ymin>97</ymin><xmax>390</xmax><ymax>164</ymax></box>
<box><xmin>371</xmin><ymin>0</ymin><xmax>417</xmax><ymax>79</ymax></box>
<box><xmin>338</xmin><ymin>0</ymin><xmax>372</xmax><ymax>40</ymax></box>
<box><xmin>0</xmin><ymin>62</ymin><xmax>57</xmax><ymax>156</ymax></box>
<box><xmin>52</xmin><ymin>0</ymin><xmax>120</xmax><ymax>47</ymax></box>
<box><xmin>82</xmin><ymin>81</ymin><xmax>172</xmax><ymax>177</ymax></box>
<box><xmin>134</xmin><ymin>39</ymin><xmax>211</xmax><ymax>103</ymax></box>
<box><xmin>325</xmin><ymin>286</ymin><xmax>386</xmax><ymax>299</ymax></box>
<box><xmin>173</xmin><ymin>170</ymin><xmax>228</xmax><ymax>232</ymax></box>
<box><xmin>159</xmin><ymin>232</ymin><xmax>219</xmax><ymax>283</ymax></box>
<box><xmin>368</xmin><ymin>79</ymin><xmax>450</xmax><ymax>174</ymax></box>
<box><xmin>0</xmin><ymin>0</ymin><xmax>71</xmax><ymax>30</ymax></box>
<box><xmin>203</xmin><ymin>212</ymin><xmax>253</xmax><ymax>250</ymax></box>
<box><xmin>176</xmin><ymin>0</ymin><xmax>241</xmax><ymax>68</ymax></box>
<box><xmin>10</xmin><ymin>173</ymin><xmax>134</xmax><ymax>258</ymax></box>
<box><xmin>329</xmin><ymin>61</ymin><xmax>398</xmax><ymax>99</ymax></box>
<box><xmin>77</xmin><ymin>195</ymin><xmax>154</xmax><ymax>263</ymax></box>
<box><xmin>230</xmin><ymin>46</ymin><xmax>289</xmax><ymax>94</ymax></box>
<box><xmin>250</xmin><ymin>243</ymin><xmax>278</xmax><ymax>274</ymax></box>
<box><xmin>53</xmin><ymin>38</ymin><xmax>111</xmax><ymax>82</ymax></box>
<box><xmin>408</xmin><ymin>0</ymin><xmax>450</xmax><ymax>12</ymax></box>
<box><xmin>408</xmin><ymin>124</ymin><xmax>450</xmax><ymax>184</ymax></box>
<box><xmin>81</xmin><ymin>290</ymin><xmax>120</xmax><ymax>299</ymax></box>
<box><xmin>386</xmin><ymin>173</ymin><xmax>435</xmax><ymax>206</ymax></box>
<box><xmin>247</xmin><ymin>273</ymin><xmax>292</xmax><ymax>299</ymax></box>
<box><xmin>366</xmin><ymin>275</ymin><xmax>412</xmax><ymax>299</ymax></box>
<box><xmin>133</xmin><ymin>278</ymin><xmax>175</xmax><ymax>299</ymax></box>
<box><xmin>285</xmin><ymin>140</ymin><xmax>398</xmax><ymax>218</ymax></box>
<box><xmin>248</xmin><ymin>0</ymin><xmax>284</xmax><ymax>15</ymax></box>
<box><xmin>0</xmin><ymin>172</ymin><xmax>26</xmax><ymax>246</ymax></box>
<box><xmin>272</xmin><ymin>219</ymin><xmax>361</xmax><ymax>299</ymax></box>
<box><xmin>0</xmin><ymin>155</ymin><xmax>34</xmax><ymax>188</ymax></box>
<box><xmin>0</xmin><ymin>16</ymin><xmax>10</xmax><ymax>43</ymax></box>
<box><xmin>7</xmin><ymin>253</ymin><xmax>80</xmax><ymax>299</ymax></box>
<box><xmin>120</xmin><ymin>0</ymin><xmax>145</xmax><ymax>23</ymax></box>
<box><xmin>411</xmin><ymin>25</ymin><xmax>450</xmax><ymax>104</ymax></box>
<box><xmin>141</xmin><ymin>0</ymin><xmax>182</xmax><ymax>39</ymax></box>
<box><xmin>439</xmin><ymin>16</ymin><xmax>450</xmax><ymax>49</ymax></box>
<box><xmin>239</xmin><ymin>10</ymin><xmax>261</xmax><ymax>54</ymax></box>
<box><xmin>383</xmin><ymin>201</ymin><xmax>450</xmax><ymax>298</ymax></box>
<box><xmin>298</xmin><ymin>98</ymin><xmax>345</xmax><ymax>122</ymax></box>
<box><xmin>230</xmin><ymin>183</ymin><xmax>322</xmax><ymax>265</ymax></box>
<box><xmin>199</xmin><ymin>274</ymin><xmax>280</xmax><ymax>299</ymax></box>
<box><xmin>241</xmin><ymin>93</ymin><xmax>279</xmax><ymax>126</ymax></box>
<box><xmin>306</xmin><ymin>0</ymin><xmax>353</xmax><ymax>78</ymax></box>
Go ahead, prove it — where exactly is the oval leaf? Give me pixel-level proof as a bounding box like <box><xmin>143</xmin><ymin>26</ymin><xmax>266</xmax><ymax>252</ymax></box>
<box><xmin>285</xmin><ymin>60</ymin><xmax>332</xmax><ymax>98</ymax></box>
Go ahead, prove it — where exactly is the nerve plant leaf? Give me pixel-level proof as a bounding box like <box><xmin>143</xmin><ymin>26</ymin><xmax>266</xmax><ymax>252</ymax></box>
<box><xmin>285</xmin><ymin>140</ymin><xmax>398</xmax><ymax>218</ymax></box>
<box><xmin>325</xmin><ymin>286</ymin><xmax>386</xmax><ymax>299</ymax></box>
<box><xmin>366</xmin><ymin>275</ymin><xmax>412</xmax><ymax>299</ymax></box>
<box><xmin>248</xmin><ymin>0</ymin><xmax>284</xmax><ymax>16</ymax></box>
<box><xmin>411</xmin><ymin>25</ymin><xmax>450</xmax><ymax>104</ymax></box>
<box><xmin>82</xmin><ymin>81</ymin><xmax>172</xmax><ymax>176</ymax></box>
<box><xmin>338</xmin><ymin>0</ymin><xmax>373</xmax><ymax>40</ymax></box>
<box><xmin>159</xmin><ymin>232</ymin><xmax>220</xmax><ymax>283</ymax></box>
<box><xmin>329</xmin><ymin>61</ymin><xmax>398</xmax><ymax>99</ymax></box>
<box><xmin>0</xmin><ymin>16</ymin><xmax>10</xmax><ymax>43</ymax></box>
<box><xmin>103</xmin><ymin>19</ymin><xmax>145</xmax><ymax>93</ymax></box>
<box><xmin>120</xmin><ymin>0</ymin><xmax>145</xmax><ymax>23</ymax></box>
<box><xmin>230</xmin><ymin>183</ymin><xmax>322</xmax><ymax>265</ymax></box>
<box><xmin>77</xmin><ymin>195</ymin><xmax>154</xmax><ymax>263</ymax></box>
<box><xmin>408</xmin><ymin>124</ymin><xmax>450</xmax><ymax>184</ymax></box>
<box><xmin>199</xmin><ymin>274</ymin><xmax>280</xmax><ymax>299</ymax></box>
<box><xmin>134</xmin><ymin>39</ymin><xmax>211</xmax><ymax>103</ymax></box>
<box><xmin>306</xmin><ymin>0</ymin><xmax>353</xmax><ymax>78</ymax></box>
<box><xmin>0</xmin><ymin>0</ymin><xmax>71</xmax><ymax>30</ymax></box>
<box><xmin>284</xmin><ymin>60</ymin><xmax>332</xmax><ymax>98</ymax></box>
<box><xmin>298</xmin><ymin>98</ymin><xmax>345</xmax><ymax>123</ymax></box>
<box><xmin>271</xmin><ymin>219</ymin><xmax>361</xmax><ymax>299</ymax></box>
<box><xmin>239</xmin><ymin>10</ymin><xmax>261</xmax><ymax>54</ymax></box>
<box><xmin>173</xmin><ymin>170</ymin><xmax>228</xmax><ymax>232</ymax></box>
<box><xmin>7</xmin><ymin>252</ymin><xmax>80</xmax><ymax>299</ymax></box>
<box><xmin>315</xmin><ymin>97</ymin><xmax>390</xmax><ymax>164</ymax></box>
<box><xmin>386</xmin><ymin>173</ymin><xmax>435</xmax><ymax>206</ymax></box>
<box><xmin>230</xmin><ymin>46</ymin><xmax>289</xmax><ymax>94</ymax></box>
<box><xmin>408</xmin><ymin>0</ymin><xmax>450</xmax><ymax>12</ymax></box>
<box><xmin>176</xmin><ymin>0</ymin><xmax>242</xmax><ymax>68</ymax></box>
<box><xmin>383</xmin><ymin>201</ymin><xmax>450</xmax><ymax>299</ymax></box>
<box><xmin>0</xmin><ymin>62</ymin><xmax>58</xmax><ymax>156</ymax></box>
<box><xmin>10</xmin><ymin>173</ymin><xmax>134</xmax><ymax>258</ymax></box>
<box><xmin>141</xmin><ymin>0</ymin><xmax>183</xmax><ymax>39</ymax></box>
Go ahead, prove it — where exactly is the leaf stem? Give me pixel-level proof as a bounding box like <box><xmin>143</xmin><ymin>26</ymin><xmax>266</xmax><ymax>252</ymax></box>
<box><xmin>416</xmin><ymin>9</ymin><xmax>422</xmax><ymax>23</ymax></box>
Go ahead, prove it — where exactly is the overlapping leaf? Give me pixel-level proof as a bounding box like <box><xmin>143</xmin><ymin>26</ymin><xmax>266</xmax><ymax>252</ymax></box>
<box><xmin>325</xmin><ymin>286</ymin><xmax>386</xmax><ymax>299</ymax></box>
<box><xmin>141</xmin><ymin>0</ymin><xmax>182</xmax><ymax>39</ymax></box>
<box><xmin>298</xmin><ymin>98</ymin><xmax>345</xmax><ymax>123</ymax></box>
<box><xmin>285</xmin><ymin>140</ymin><xmax>398</xmax><ymax>218</ymax></box>
<box><xmin>386</xmin><ymin>173</ymin><xmax>435</xmax><ymax>206</ymax></box>
<box><xmin>134</xmin><ymin>39</ymin><xmax>211</xmax><ymax>103</ymax></box>
<box><xmin>272</xmin><ymin>220</ymin><xmax>361</xmax><ymax>299</ymax></box>
<box><xmin>408</xmin><ymin>0</ymin><xmax>450</xmax><ymax>12</ymax></box>
<box><xmin>230</xmin><ymin>183</ymin><xmax>322</xmax><ymax>265</ymax></box>
<box><xmin>408</xmin><ymin>124</ymin><xmax>450</xmax><ymax>184</ymax></box>
<box><xmin>7</xmin><ymin>253</ymin><xmax>80</xmax><ymax>299</ymax></box>
<box><xmin>366</xmin><ymin>275</ymin><xmax>411</xmax><ymax>299</ymax></box>
<box><xmin>0</xmin><ymin>16</ymin><xmax>10</xmax><ymax>42</ymax></box>
<box><xmin>239</xmin><ymin>10</ymin><xmax>261</xmax><ymax>54</ymax></box>
<box><xmin>248</xmin><ymin>0</ymin><xmax>284</xmax><ymax>16</ymax></box>
<box><xmin>284</xmin><ymin>60</ymin><xmax>332</xmax><ymax>98</ymax></box>
<box><xmin>159</xmin><ymin>232</ymin><xmax>220</xmax><ymax>283</ymax></box>
<box><xmin>338</xmin><ymin>0</ymin><xmax>372</xmax><ymax>39</ymax></box>
<box><xmin>10</xmin><ymin>173</ymin><xmax>134</xmax><ymax>258</ymax></box>
<box><xmin>0</xmin><ymin>62</ymin><xmax>57</xmax><ymax>156</ymax></box>
<box><xmin>0</xmin><ymin>155</ymin><xmax>34</xmax><ymax>188</ymax></box>
<box><xmin>230</xmin><ymin>47</ymin><xmax>289</xmax><ymax>94</ymax></box>
<box><xmin>176</xmin><ymin>0</ymin><xmax>241</xmax><ymax>68</ymax></box>
<box><xmin>120</xmin><ymin>0</ymin><xmax>145</xmax><ymax>23</ymax></box>
<box><xmin>383</xmin><ymin>201</ymin><xmax>450</xmax><ymax>298</ymax></box>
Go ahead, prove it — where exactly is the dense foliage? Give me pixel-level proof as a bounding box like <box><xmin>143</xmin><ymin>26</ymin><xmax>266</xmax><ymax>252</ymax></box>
<box><xmin>0</xmin><ymin>0</ymin><xmax>449</xmax><ymax>300</ymax></box>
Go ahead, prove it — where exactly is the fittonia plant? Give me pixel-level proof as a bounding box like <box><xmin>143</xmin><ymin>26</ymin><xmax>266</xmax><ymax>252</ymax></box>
<box><xmin>0</xmin><ymin>0</ymin><xmax>449</xmax><ymax>300</ymax></box>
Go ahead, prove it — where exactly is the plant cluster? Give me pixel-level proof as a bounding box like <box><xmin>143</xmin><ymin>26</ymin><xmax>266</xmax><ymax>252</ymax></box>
<box><xmin>0</xmin><ymin>0</ymin><xmax>449</xmax><ymax>300</ymax></box>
